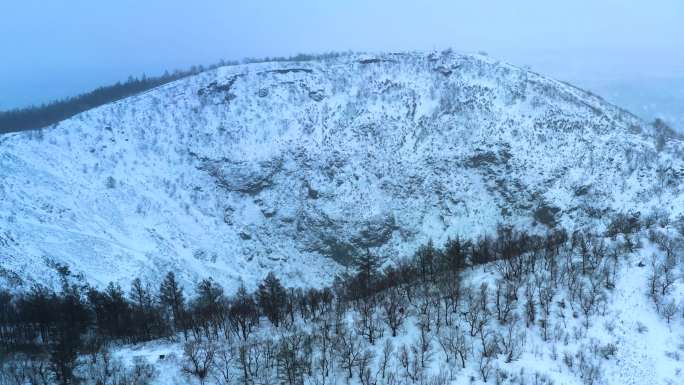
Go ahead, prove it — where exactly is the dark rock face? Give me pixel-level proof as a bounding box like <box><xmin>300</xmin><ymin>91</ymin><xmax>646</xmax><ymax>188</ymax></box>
<box><xmin>466</xmin><ymin>152</ymin><xmax>499</xmax><ymax>168</ymax></box>
<box><xmin>352</xmin><ymin>214</ymin><xmax>398</xmax><ymax>249</ymax></box>
<box><xmin>574</xmin><ymin>185</ymin><xmax>591</xmax><ymax>196</ymax></box>
<box><xmin>199</xmin><ymin>158</ymin><xmax>282</xmax><ymax>195</ymax></box>
<box><xmin>534</xmin><ymin>205</ymin><xmax>561</xmax><ymax>228</ymax></box>
<box><xmin>197</xmin><ymin>76</ymin><xmax>242</xmax><ymax>101</ymax></box>
<box><xmin>308</xmin><ymin>90</ymin><xmax>326</xmax><ymax>102</ymax></box>
<box><xmin>290</xmin><ymin>208</ymin><xmax>398</xmax><ymax>265</ymax></box>
<box><xmin>259</xmin><ymin>68</ymin><xmax>313</xmax><ymax>75</ymax></box>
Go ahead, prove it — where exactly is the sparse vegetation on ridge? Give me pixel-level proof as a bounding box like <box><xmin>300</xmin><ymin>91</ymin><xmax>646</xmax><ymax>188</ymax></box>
<box><xmin>0</xmin><ymin>51</ymin><xmax>350</xmax><ymax>134</ymax></box>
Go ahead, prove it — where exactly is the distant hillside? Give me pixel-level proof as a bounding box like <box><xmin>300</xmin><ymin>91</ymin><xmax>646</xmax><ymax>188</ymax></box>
<box><xmin>583</xmin><ymin>77</ymin><xmax>684</xmax><ymax>135</ymax></box>
<box><xmin>0</xmin><ymin>70</ymin><xmax>198</xmax><ymax>134</ymax></box>
<box><xmin>2</xmin><ymin>50</ymin><xmax>683</xmax><ymax>293</ymax></box>
<box><xmin>0</xmin><ymin>52</ymin><xmax>346</xmax><ymax>133</ymax></box>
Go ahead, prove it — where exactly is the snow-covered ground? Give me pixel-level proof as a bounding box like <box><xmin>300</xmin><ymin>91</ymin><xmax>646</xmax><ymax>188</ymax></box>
<box><xmin>87</xmin><ymin>229</ymin><xmax>684</xmax><ymax>385</ymax></box>
<box><xmin>2</xmin><ymin>50</ymin><xmax>684</xmax><ymax>385</ymax></box>
<box><xmin>1</xmin><ymin>51</ymin><xmax>683</xmax><ymax>294</ymax></box>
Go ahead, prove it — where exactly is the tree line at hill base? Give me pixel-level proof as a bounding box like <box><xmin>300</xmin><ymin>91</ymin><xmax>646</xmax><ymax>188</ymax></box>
<box><xmin>1</xmin><ymin>210</ymin><xmax>683</xmax><ymax>385</ymax></box>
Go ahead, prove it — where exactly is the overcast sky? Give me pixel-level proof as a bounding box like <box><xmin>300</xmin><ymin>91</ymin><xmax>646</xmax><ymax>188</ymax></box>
<box><xmin>2</xmin><ymin>0</ymin><xmax>683</xmax><ymax>110</ymax></box>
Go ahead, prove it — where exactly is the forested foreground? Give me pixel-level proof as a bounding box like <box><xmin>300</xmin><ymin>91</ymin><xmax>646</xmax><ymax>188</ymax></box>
<box><xmin>1</xmin><ymin>212</ymin><xmax>683</xmax><ymax>385</ymax></box>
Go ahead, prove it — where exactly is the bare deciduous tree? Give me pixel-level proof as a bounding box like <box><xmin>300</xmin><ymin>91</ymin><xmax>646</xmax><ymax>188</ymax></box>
<box><xmin>377</xmin><ymin>338</ymin><xmax>394</xmax><ymax>380</ymax></box>
<box><xmin>382</xmin><ymin>288</ymin><xmax>407</xmax><ymax>337</ymax></box>
<box><xmin>182</xmin><ymin>340</ymin><xmax>216</xmax><ymax>385</ymax></box>
<box><xmin>334</xmin><ymin>326</ymin><xmax>364</xmax><ymax>380</ymax></box>
<box><xmin>212</xmin><ymin>346</ymin><xmax>237</xmax><ymax>385</ymax></box>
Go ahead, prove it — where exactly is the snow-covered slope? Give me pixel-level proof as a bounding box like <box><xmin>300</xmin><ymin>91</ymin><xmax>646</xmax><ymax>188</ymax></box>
<box><xmin>1</xmin><ymin>51</ymin><xmax>683</xmax><ymax>291</ymax></box>
<box><xmin>104</xmin><ymin>233</ymin><xmax>684</xmax><ymax>385</ymax></box>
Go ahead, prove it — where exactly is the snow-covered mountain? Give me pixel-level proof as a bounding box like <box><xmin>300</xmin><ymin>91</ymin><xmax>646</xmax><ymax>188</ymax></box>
<box><xmin>1</xmin><ymin>51</ymin><xmax>683</xmax><ymax>291</ymax></box>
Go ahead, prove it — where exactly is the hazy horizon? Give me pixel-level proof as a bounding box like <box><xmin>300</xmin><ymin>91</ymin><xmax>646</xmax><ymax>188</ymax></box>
<box><xmin>2</xmin><ymin>0</ymin><xmax>683</xmax><ymax>127</ymax></box>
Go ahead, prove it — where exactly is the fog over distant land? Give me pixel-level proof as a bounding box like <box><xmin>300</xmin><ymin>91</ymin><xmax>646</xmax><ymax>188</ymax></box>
<box><xmin>1</xmin><ymin>0</ymin><xmax>683</xmax><ymax>129</ymax></box>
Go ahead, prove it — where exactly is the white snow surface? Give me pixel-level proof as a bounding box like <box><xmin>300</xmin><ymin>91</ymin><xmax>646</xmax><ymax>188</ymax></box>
<box><xmin>101</xmin><ymin>236</ymin><xmax>684</xmax><ymax>385</ymax></box>
<box><xmin>1</xmin><ymin>51</ymin><xmax>683</xmax><ymax>292</ymax></box>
